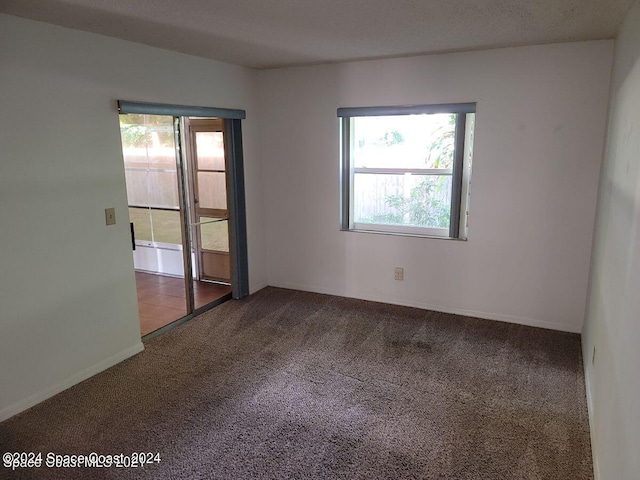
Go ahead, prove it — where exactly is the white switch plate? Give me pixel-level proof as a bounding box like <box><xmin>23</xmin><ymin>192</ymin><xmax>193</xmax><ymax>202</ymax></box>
<box><xmin>105</xmin><ymin>208</ymin><xmax>116</xmax><ymax>226</ymax></box>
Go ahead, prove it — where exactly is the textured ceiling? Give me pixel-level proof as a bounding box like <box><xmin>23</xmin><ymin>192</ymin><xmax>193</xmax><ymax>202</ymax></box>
<box><xmin>0</xmin><ymin>0</ymin><xmax>634</xmax><ymax>69</ymax></box>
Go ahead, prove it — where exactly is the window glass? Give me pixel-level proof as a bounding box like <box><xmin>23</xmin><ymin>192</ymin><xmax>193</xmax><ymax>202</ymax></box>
<box><xmin>120</xmin><ymin>114</ymin><xmax>183</xmax><ymax>248</ymax></box>
<box><xmin>352</xmin><ymin>114</ymin><xmax>455</xmax><ymax>170</ymax></box>
<box><xmin>340</xmin><ymin>105</ymin><xmax>475</xmax><ymax>239</ymax></box>
<box><xmin>195</xmin><ymin>131</ymin><xmax>225</xmax><ymax>170</ymax></box>
<box><xmin>353</xmin><ymin>173</ymin><xmax>452</xmax><ymax>230</ymax></box>
<box><xmin>197</xmin><ymin>172</ymin><xmax>227</xmax><ymax>210</ymax></box>
<box><xmin>200</xmin><ymin>218</ymin><xmax>229</xmax><ymax>252</ymax></box>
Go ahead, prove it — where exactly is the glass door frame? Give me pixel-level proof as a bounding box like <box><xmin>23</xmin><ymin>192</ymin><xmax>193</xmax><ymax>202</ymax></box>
<box><xmin>118</xmin><ymin>100</ymin><xmax>249</xmax><ymax>335</ymax></box>
<box><xmin>174</xmin><ymin>116</ymin><xmax>196</xmax><ymax>314</ymax></box>
<box><xmin>182</xmin><ymin>117</ymin><xmax>232</xmax><ymax>285</ymax></box>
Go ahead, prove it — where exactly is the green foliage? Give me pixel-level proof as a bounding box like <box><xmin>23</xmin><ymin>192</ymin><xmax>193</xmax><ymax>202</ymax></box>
<box><xmin>372</xmin><ymin>178</ymin><xmax>450</xmax><ymax>229</ymax></box>
<box><xmin>119</xmin><ymin>114</ymin><xmax>175</xmax><ymax>148</ymax></box>
<box><xmin>379</xmin><ymin>130</ymin><xmax>404</xmax><ymax>147</ymax></box>
<box><xmin>120</xmin><ymin>124</ymin><xmax>149</xmax><ymax>148</ymax></box>
<box><xmin>426</xmin><ymin>114</ymin><xmax>455</xmax><ymax>168</ymax></box>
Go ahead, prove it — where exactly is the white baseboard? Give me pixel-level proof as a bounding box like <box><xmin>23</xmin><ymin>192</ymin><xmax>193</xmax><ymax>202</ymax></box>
<box><xmin>266</xmin><ymin>281</ymin><xmax>582</xmax><ymax>333</ymax></box>
<box><xmin>0</xmin><ymin>342</ymin><xmax>144</xmax><ymax>422</ymax></box>
<box><xmin>249</xmin><ymin>281</ymin><xmax>269</xmax><ymax>295</ymax></box>
<box><xmin>583</xmin><ymin>358</ymin><xmax>600</xmax><ymax>479</ymax></box>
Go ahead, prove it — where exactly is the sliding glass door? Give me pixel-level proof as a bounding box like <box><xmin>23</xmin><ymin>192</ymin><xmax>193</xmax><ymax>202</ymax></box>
<box><xmin>118</xmin><ymin>100</ymin><xmax>249</xmax><ymax>337</ymax></box>
<box><xmin>120</xmin><ymin>114</ymin><xmax>189</xmax><ymax>331</ymax></box>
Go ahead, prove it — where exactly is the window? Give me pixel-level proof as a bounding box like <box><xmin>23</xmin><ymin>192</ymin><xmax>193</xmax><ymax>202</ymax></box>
<box><xmin>339</xmin><ymin>103</ymin><xmax>475</xmax><ymax>239</ymax></box>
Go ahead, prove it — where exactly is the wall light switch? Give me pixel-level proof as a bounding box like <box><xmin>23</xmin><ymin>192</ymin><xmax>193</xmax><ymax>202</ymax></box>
<box><xmin>105</xmin><ymin>208</ymin><xmax>116</xmax><ymax>226</ymax></box>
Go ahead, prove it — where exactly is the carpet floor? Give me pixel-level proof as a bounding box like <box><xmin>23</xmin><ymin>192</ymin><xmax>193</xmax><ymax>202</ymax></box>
<box><xmin>0</xmin><ymin>287</ymin><xmax>593</xmax><ymax>479</ymax></box>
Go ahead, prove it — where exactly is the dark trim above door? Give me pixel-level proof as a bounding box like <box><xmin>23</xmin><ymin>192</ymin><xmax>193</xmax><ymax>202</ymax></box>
<box><xmin>118</xmin><ymin>100</ymin><xmax>246</xmax><ymax>120</ymax></box>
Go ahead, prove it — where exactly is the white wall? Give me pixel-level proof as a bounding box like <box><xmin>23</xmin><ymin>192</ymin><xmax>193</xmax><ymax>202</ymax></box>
<box><xmin>582</xmin><ymin>1</ymin><xmax>640</xmax><ymax>478</ymax></box>
<box><xmin>0</xmin><ymin>14</ymin><xmax>265</xmax><ymax>420</ymax></box>
<box><xmin>133</xmin><ymin>246</ymin><xmax>185</xmax><ymax>277</ymax></box>
<box><xmin>260</xmin><ymin>41</ymin><xmax>613</xmax><ymax>333</ymax></box>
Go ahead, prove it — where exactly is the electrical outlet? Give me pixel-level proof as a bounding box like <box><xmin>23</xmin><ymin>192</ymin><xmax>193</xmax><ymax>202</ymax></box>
<box><xmin>394</xmin><ymin>267</ymin><xmax>404</xmax><ymax>281</ymax></box>
<box><xmin>105</xmin><ymin>207</ymin><xmax>116</xmax><ymax>226</ymax></box>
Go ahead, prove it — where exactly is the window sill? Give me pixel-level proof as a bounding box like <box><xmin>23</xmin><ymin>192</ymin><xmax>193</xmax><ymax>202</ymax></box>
<box><xmin>341</xmin><ymin>227</ymin><xmax>467</xmax><ymax>241</ymax></box>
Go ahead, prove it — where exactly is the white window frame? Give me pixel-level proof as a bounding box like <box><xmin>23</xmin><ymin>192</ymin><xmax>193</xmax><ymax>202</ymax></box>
<box><xmin>338</xmin><ymin>103</ymin><xmax>475</xmax><ymax>239</ymax></box>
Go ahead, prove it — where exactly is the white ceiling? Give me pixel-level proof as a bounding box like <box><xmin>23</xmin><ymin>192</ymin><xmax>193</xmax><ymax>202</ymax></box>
<box><xmin>0</xmin><ymin>0</ymin><xmax>633</xmax><ymax>69</ymax></box>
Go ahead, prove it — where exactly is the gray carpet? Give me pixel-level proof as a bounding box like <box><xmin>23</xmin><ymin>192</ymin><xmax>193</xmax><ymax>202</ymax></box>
<box><xmin>0</xmin><ymin>287</ymin><xmax>593</xmax><ymax>479</ymax></box>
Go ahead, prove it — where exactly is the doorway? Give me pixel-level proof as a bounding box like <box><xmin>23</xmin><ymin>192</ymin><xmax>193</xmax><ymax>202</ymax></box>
<box><xmin>118</xmin><ymin>103</ymin><xmax>248</xmax><ymax>337</ymax></box>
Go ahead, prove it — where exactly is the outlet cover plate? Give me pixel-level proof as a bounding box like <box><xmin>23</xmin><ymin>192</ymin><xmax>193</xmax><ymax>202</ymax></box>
<box><xmin>394</xmin><ymin>267</ymin><xmax>404</xmax><ymax>281</ymax></box>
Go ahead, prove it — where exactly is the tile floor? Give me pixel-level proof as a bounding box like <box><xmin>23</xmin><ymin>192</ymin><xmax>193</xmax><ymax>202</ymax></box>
<box><xmin>135</xmin><ymin>271</ymin><xmax>232</xmax><ymax>336</ymax></box>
